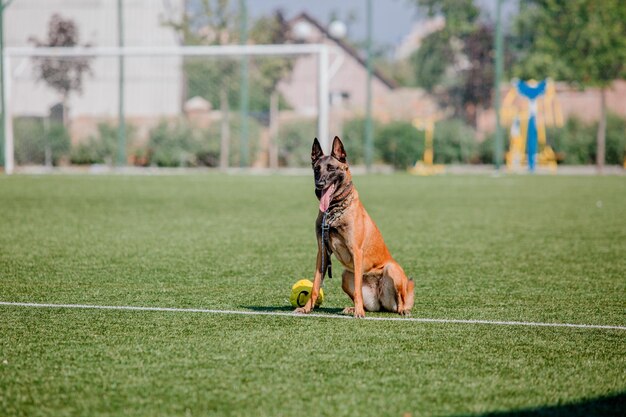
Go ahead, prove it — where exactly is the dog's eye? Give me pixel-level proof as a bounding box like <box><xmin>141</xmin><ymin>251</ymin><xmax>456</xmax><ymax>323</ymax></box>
<box><xmin>327</xmin><ymin>165</ymin><xmax>335</xmax><ymax>172</ymax></box>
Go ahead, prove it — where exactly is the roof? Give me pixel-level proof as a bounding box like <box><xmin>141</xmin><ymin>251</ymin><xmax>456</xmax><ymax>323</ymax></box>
<box><xmin>287</xmin><ymin>12</ymin><xmax>397</xmax><ymax>90</ymax></box>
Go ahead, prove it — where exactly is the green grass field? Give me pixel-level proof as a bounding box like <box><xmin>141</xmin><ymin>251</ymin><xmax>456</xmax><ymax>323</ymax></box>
<box><xmin>0</xmin><ymin>173</ymin><xmax>624</xmax><ymax>417</ymax></box>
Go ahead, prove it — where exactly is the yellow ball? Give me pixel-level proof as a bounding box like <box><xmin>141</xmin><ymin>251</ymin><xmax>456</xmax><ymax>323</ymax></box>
<box><xmin>290</xmin><ymin>279</ymin><xmax>324</xmax><ymax>308</ymax></box>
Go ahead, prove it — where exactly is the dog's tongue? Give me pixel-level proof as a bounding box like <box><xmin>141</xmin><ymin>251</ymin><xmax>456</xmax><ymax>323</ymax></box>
<box><xmin>319</xmin><ymin>184</ymin><xmax>335</xmax><ymax>212</ymax></box>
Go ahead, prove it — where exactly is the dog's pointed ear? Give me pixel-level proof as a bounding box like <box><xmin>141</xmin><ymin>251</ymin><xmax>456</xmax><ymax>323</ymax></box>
<box><xmin>311</xmin><ymin>138</ymin><xmax>324</xmax><ymax>164</ymax></box>
<box><xmin>331</xmin><ymin>136</ymin><xmax>347</xmax><ymax>163</ymax></box>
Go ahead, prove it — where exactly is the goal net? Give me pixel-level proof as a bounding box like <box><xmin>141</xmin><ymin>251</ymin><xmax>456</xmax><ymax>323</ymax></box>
<box><xmin>3</xmin><ymin>44</ymin><xmax>331</xmax><ymax>173</ymax></box>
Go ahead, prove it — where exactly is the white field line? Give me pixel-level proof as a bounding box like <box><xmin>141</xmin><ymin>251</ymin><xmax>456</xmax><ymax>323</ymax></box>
<box><xmin>1</xmin><ymin>301</ymin><xmax>624</xmax><ymax>331</ymax></box>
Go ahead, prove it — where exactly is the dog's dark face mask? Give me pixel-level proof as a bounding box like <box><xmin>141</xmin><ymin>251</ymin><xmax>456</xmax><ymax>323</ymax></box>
<box><xmin>311</xmin><ymin>136</ymin><xmax>349</xmax><ymax>212</ymax></box>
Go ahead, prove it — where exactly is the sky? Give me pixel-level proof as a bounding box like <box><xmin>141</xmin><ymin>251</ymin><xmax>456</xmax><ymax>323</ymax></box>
<box><xmin>245</xmin><ymin>0</ymin><xmax>519</xmax><ymax>50</ymax></box>
<box><xmin>247</xmin><ymin>0</ymin><xmax>420</xmax><ymax>48</ymax></box>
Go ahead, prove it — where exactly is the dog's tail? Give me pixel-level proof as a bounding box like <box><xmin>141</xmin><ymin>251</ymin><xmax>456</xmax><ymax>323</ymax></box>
<box><xmin>405</xmin><ymin>278</ymin><xmax>415</xmax><ymax>311</ymax></box>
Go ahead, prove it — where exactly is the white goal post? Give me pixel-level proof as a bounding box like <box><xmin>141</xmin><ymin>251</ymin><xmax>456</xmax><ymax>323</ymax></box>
<box><xmin>3</xmin><ymin>44</ymin><xmax>335</xmax><ymax>174</ymax></box>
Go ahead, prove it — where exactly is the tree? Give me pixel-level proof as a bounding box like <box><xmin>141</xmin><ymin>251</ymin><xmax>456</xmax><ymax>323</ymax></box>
<box><xmin>166</xmin><ymin>0</ymin><xmax>239</xmax><ymax>170</ymax></box>
<box><xmin>459</xmin><ymin>24</ymin><xmax>495</xmax><ymax>125</ymax></box>
<box><xmin>29</xmin><ymin>14</ymin><xmax>91</xmax><ymax>126</ymax></box>
<box><xmin>514</xmin><ymin>0</ymin><xmax>626</xmax><ymax>170</ymax></box>
<box><xmin>409</xmin><ymin>0</ymin><xmax>495</xmax><ymax>126</ymax></box>
<box><xmin>413</xmin><ymin>0</ymin><xmax>479</xmax><ymax>37</ymax></box>
<box><xmin>249</xmin><ymin>11</ymin><xmax>293</xmax><ymax>168</ymax></box>
<box><xmin>410</xmin><ymin>29</ymin><xmax>453</xmax><ymax>92</ymax></box>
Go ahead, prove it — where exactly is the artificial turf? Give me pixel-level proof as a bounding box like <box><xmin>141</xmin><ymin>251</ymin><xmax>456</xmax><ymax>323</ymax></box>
<box><xmin>0</xmin><ymin>173</ymin><xmax>624</xmax><ymax>416</ymax></box>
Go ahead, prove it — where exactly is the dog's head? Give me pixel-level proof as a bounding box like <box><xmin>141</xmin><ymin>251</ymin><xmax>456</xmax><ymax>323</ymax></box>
<box><xmin>311</xmin><ymin>136</ymin><xmax>351</xmax><ymax>212</ymax></box>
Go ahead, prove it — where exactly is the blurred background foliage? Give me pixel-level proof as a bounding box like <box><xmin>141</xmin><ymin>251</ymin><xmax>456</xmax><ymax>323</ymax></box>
<box><xmin>13</xmin><ymin>111</ymin><xmax>626</xmax><ymax>168</ymax></box>
<box><xmin>15</xmin><ymin>0</ymin><xmax>626</xmax><ymax>169</ymax></box>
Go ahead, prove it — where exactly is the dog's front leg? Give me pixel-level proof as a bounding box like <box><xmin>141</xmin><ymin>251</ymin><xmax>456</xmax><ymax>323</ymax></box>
<box><xmin>294</xmin><ymin>248</ymin><xmax>323</xmax><ymax>314</ymax></box>
<box><xmin>352</xmin><ymin>250</ymin><xmax>366</xmax><ymax>318</ymax></box>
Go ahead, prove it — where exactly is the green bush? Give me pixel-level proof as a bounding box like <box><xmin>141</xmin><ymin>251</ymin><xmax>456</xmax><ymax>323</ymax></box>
<box><xmin>277</xmin><ymin>114</ymin><xmax>625</xmax><ymax>169</ymax></box>
<box><xmin>374</xmin><ymin>118</ymin><xmax>478</xmax><ymax>169</ymax></box>
<box><xmin>433</xmin><ymin>119</ymin><xmax>478</xmax><ymax>164</ymax></box>
<box><xmin>279</xmin><ymin>119</ymin><xmax>317</xmax><ymax>167</ymax></box>
<box><xmin>603</xmin><ymin>114</ymin><xmax>626</xmax><ymax>165</ymax></box>
<box><xmin>375</xmin><ymin>121</ymin><xmax>423</xmax><ymax>169</ymax></box>
<box><xmin>341</xmin><ymin>118</ymin><xmax>373</xmax><ymax>165</ymax></box>
<box><xmin>547</xmin><ymin>114</ymin><xmax>626</xmax><ymax>165</ymax></box>
<box><xmin>70</xmin><ymin>122</ymin><xmax>135</xmax><ymax>165</ymax></box>
<box><xmin>147</xmin><ymin>120</ymin><xmax>201</xmax><ymax>167</ymax></box>
<box><xmin>147</xmin><ymin>117</ymin><xmax>261</xmax><ymax>168</ymax></box>
<box><xmin>547</xmin><ymin>117</ymin><xmax>594</xmax><ymax>164</ymax></box>
<box><xmin>14</xmin><ymin>117</ymin><xmax>70</xmax><ymax>165</ymax></box>
<box><xmin>70</xmin><ymin>144</ymin><xmax>99</xmax><ymax>166</ymax></box>
<box><xmin>477</xmin><ymin>134</ymin><xmax>494</xmax><ymax>164</ymax></box>
<box><xmin>202</xmin><ymin>116</ymin><xmax>261</xmax><ymax>167</ymax></box>
<box><xmin>279</xmin><ymin>118</ymin><xmax>378</xmax><ymax>167</ymax></box>
<box><xmin>14</xmin><ymin>117</ymin><xmax>44</xmax><ymax>164</ymax></box>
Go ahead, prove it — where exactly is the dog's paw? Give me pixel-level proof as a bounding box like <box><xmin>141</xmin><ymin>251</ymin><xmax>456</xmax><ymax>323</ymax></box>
<box><xmin>342</xmin><ymin>306</ymin><xmax>365</xmax><ymax>318</ymax></box>
<box><xmin>399</xmin><ymin>309</ymin><xmax>412</xmax><ymax>317</ymax></box>
<box><xmin>341</xmin><ymin>307</ymin><xmax>355</xmax><ymax>315</ymax></box>
<box><xmin>293</xmin><ymin>307</ymin><xmax>310</xmax><ymax>314</ymax></box>
<box><xmin>353</xmin><ymin>307</ymin><xmax>366</xmax><ymax>319</ymax></box>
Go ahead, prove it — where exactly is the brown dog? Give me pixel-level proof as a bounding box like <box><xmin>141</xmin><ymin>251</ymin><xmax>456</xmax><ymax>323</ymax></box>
<box><xmin>295</xmin><ymin>136</ymin><xmax>414</xmax><ymax>318</ymax></box>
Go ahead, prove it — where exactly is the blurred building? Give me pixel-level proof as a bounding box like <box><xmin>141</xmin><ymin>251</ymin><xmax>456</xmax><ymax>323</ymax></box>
<box><xmin>6</xmin><ymin>0</ymin><xmax>183</xmax><ymax>140</ymax></box>
<box><xmin>280</xmin><ymin>12</ymin><xmax>396</xmax><ymax>116</ymax></box>
<box><xmin>279</xmin><ymin>12</ymin><xmax>439</xmax><ymax>126</ymax></box>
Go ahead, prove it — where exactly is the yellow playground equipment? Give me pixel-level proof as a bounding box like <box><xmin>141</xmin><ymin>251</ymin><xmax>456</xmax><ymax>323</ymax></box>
<box><xmin>501</xmin><ymin>79</ymin><xmax>564</xmax><ymax>172</ymax></box>
<box><xmin>410</xmin><ymin>114</ymin><xmax>445</xmax><ymax>176</ymax></box>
